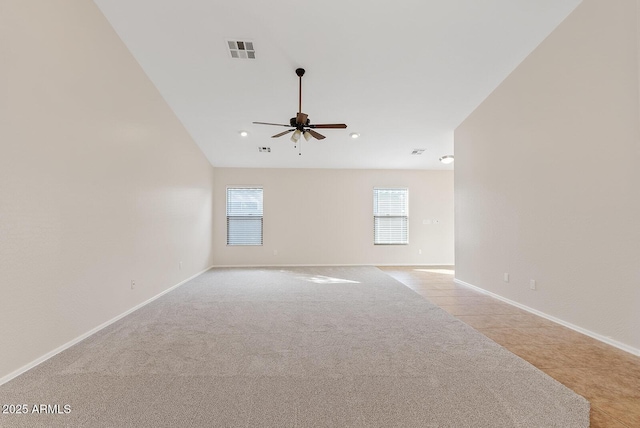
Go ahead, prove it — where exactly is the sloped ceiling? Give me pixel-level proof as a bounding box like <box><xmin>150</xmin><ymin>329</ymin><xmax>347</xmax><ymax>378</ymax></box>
<box><xmin>93</xmin><ymin>0</ymin><xmax>582</xmax><ymax>169</ymax></box>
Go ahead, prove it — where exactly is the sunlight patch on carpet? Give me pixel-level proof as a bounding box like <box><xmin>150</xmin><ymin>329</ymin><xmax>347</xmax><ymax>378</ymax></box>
<box><xmin>281</xmin><ymin>270</ymin><xmax>361</xmax><ymax>284</ymax></box>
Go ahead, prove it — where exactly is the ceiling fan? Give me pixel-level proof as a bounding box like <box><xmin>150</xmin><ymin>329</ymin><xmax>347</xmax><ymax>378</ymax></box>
<box><xmin>253</xmin><ymin>68</ymin><xmax>347</xmax><ymax>143</ymax></box>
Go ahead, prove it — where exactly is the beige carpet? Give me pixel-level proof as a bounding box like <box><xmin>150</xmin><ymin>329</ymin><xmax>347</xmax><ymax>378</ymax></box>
<box><xmin>0</xmin><ymin>266</ymin><xmax>589</xmax><ymax>427</ymax></box>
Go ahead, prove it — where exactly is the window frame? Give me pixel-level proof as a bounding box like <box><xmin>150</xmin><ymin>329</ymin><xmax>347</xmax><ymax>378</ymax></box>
<box><xmin>373</xmin><ymin>187</ymin><xmax>409</xmax><ymax>245</ymax></box>
<box><xmin>226</xmin><ymin>186</ymin><xmax>264</xmax><ymax>246</ymax></box>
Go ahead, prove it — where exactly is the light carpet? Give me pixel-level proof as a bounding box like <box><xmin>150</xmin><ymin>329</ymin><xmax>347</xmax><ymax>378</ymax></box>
<box><xmin>0</xmin><ymin>266</ymin><xmax>589</xmax><ymax>427</ymax></box>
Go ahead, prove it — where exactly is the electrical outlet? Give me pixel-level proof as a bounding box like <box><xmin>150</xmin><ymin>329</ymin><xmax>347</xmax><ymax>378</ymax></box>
<box><xmin>131</xmin><ymin>280</ymin><xmax>136</xmax><ymax>290</ymax></box>
<box><xmin>179</xmin><ymin>261</ymin><xmax>182</xmax><ymax>270</ymax></box>
<box><xmin>504</xmin><ymin>273</ymin><xmax>509</xmax><ymax>283</ymax></box>
<box><xmin>273</xmin><ymin>249</ymin><xmax>278</xmax><ymax>256</ymax></box>
<box><xmin>418</xmin><ymin>249</ymin><xmax>422</xmax><ymax>255</ymax></box>
<box><xmin>529</xmin><ymin>279</ymin><xmax>536</xmax><ymax>290</ymax></box>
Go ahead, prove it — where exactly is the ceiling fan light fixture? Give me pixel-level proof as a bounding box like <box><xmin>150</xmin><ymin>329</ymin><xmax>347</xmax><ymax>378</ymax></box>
<box><xmin>349</xmin><ymin>133</ymin><xmax>360</xmax><ymax>139</ymax></box>
<box><xmin>291</xmin><ymin>129</ymin><xmax>301</xmax><ymax>143</ymax></box>
<box><xmin>239</xmin><ymin>131</ymin><xmax>248</xmax><ymax>137</ymax></box>
<box><xmin>303</xmin><ymin>131</ymin><xmax>312</xmax><ymax>141</ymax></box>
<box><xmin>439</xmin><ymin>155</ymin><xmax>454</xmax><ymax>164</ymax></box>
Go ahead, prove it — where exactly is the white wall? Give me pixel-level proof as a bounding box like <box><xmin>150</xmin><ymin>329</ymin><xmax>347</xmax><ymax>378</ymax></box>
<box><xmin>213</xmin><ymin>168</ymin><xmax>454</xmax><ymax>266</ymax></box>
<box><xmin>455</xmin><ymin>0</ymin><xmax>640</xmax><ymax>353</ymax></box>
<box><xmin>0</xmin><ymin>1</ymin><xmax>215</xmax><ymax>380</ymax></box>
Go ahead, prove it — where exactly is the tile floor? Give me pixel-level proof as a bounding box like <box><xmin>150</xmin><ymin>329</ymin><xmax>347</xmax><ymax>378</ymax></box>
<box><xmin>379</xmin><ymin>266</ymin><xmax>640</xmax><ymax>428</ymax></box>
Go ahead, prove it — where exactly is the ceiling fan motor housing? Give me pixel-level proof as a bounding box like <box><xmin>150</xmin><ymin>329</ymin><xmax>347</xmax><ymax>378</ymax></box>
<box><xmin>289</xmin><ymin>117</ymin><xmax>310</xmax><ymax>128</ymax></box>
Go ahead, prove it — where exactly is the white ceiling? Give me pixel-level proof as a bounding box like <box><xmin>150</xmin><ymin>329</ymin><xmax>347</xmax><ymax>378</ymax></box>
<box><xmin>93</xmin><ymin>0</ymin><xmax>581</xmax><ymax>170</ymax></box>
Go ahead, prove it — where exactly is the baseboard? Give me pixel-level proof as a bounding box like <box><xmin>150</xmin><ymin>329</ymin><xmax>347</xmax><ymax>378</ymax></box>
<box><xmin>454</xmin><ymin>278</ymin><xmax>640</xmax><ymax>357</ymax></box>
<box><xmin>212</xmin><ymin>263</ymin><xmax>454</xmax><ymax>268</ymax></box>
<box><xmin>0</xmin><ymin>266</ymin><xmax>213</xmax><ymax>387</ymax></box>
<box><xmin>375</xmin><ymin>263</ymin><xmax>455</xmax><ymax>268</ymax></box>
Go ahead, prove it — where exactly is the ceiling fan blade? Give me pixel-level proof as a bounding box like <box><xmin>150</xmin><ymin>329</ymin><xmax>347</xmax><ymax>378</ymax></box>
<box><xmin>307</xmin><ymin>129</ymin><xmax>326</xmax><ymax>140</ymax></box>
<box><xmin>296</xmin><ymin>112</ymin><xmax>308</xmax><ymax>125</ymax></box>
<box><xmin>309</xmin><ymin>123</ymin><xmax>348</xmax><ymax>129</ymax></box>
<box><xmin>253</xmin><ymin>121</ymin><xmax>291</xmax><ymax>127</ymax></box>
<box><xmin>271</xmin><ymin>129</ymin><xmax>295</xmax><ymax>138</ymax></box>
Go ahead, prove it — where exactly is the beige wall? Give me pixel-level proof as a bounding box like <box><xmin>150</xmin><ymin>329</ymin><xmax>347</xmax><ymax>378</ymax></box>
<box><xmin>213</xmin><ymin>168</ymin><xmax>454</xmax><ymax>266</ymax></box>
<box><xmin>0</xmin><ymin>1</ymin><xmax>215</xmax><ymax>380</ymax></box>
<box><xmin>455</xmin><ymin>0</ymin><xmax>640</xmax><ymax>353</ymax></box>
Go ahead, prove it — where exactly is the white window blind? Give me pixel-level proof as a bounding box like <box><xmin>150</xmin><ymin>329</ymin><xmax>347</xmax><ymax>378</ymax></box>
<box><xmin>227</xmin><ymin>187</ymin><xmax>263</xmax><ymax>246</ymax></box>
<box><xmin>373</xmin><ymin>188</ymin><xmax>408</xmax><ymax>245</ymax></box>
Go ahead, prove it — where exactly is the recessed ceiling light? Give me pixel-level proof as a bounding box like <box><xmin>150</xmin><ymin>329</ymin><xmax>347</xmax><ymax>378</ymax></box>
<box><xmin>349</xmin><ymin>133</ymin><xmax>360</xmax><ymax>139</ymax></box>
<box><xmin>239</xmin><ymin>131</ymin><xmax>248</xmax><ymax>137</ymax></box>
<box><xmin>439</xmin><ymin>155</ymin><xmax>454</xmax><ymax>164</ymax></box>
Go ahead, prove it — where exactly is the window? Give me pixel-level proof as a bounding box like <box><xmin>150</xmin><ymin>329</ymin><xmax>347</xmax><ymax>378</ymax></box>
<box><xmin>227</xmin><ymin>187</ymin><xmax>263</xmax><ymax>245</ymax></box>
<box><xmin>373</xmin><ymin>188</ymin><xmax>408</xmax><ymax>245</ymax></box>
